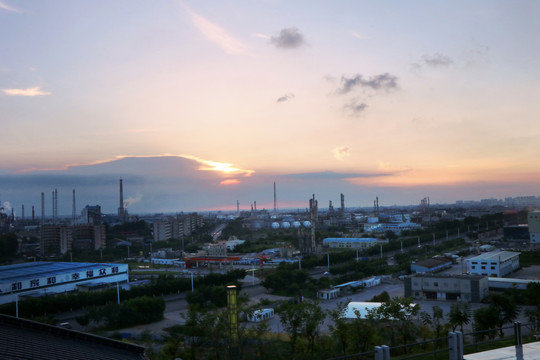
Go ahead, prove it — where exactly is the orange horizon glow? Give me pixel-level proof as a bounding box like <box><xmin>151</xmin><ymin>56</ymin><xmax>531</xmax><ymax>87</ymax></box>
<box><xmin>220</xmin><ymin>179</ymin><xmax>240</xmax><ymax>185</ymax></box>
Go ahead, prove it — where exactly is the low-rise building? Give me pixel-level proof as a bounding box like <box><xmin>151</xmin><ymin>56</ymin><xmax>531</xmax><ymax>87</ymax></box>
<box><xmin>404</xmin><ymin>273</ymin><xmax>489</xmax><ymax>303</ymax></box>
<box><xmin>0</xmin><ymin>262</ymin><xmax>129</xmax><ymax>305</ymax></box>
<box><xmin>410</xmin><ymin>257</ymin><xmax>453</xmax><ymax>273</ymax></box>
<box><xmin>467</xmin><ymin>251</ymin><xmax>520</xmax><ymax>277</ymax></box>
<box><xmin>528</xmin><ymin>211</ymin><xmax>540</xmax><ymax>245</ymax></box>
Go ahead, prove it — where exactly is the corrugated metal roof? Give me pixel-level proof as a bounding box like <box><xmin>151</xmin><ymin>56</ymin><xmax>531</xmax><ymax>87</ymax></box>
<box><xmin>0</xmin><ymin>262</ymin><xmax>124</xmax><ymax>282</ymax></box>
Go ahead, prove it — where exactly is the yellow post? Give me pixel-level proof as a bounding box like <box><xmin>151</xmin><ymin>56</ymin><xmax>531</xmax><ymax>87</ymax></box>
<box><xmin>227</xmin><ymin>285</ymin><xmax>238</xmax><ymax>342</ymax></box>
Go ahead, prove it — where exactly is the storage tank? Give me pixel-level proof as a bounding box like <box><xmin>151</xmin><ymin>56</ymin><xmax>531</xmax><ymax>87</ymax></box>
<box><xmin>303</xmin><ymin>221</ymin><xmax>311</xmax><ymax>227</ymax></box>
<box><xmin>281</xmin><ymin>222</ymin><xmax>291</xmax><ymax>229</ymax></box>
<box><xmin>271</xmin><ymin>222</ymin><xmax>280</xmax><ymax>229</ymax></box>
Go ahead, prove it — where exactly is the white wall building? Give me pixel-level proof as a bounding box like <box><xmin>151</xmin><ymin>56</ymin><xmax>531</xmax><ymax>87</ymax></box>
<box><xmin>528</xmin><ymin>211</ymin><xmax>540</xmax><ymax>245</ymax></box>
<box><xmin>0</xmin><ymin>262</ymin><xmax>129</xmax><ymax>305</ymax></box>
<box><xmin>467</xmin><ymin>251</ymin><xmax>520</xmax><ymax>277</ymax></box>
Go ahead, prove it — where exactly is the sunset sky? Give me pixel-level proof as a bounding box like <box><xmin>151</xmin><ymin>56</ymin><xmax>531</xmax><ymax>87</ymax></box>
<box><xmin>1</xmin><ymin>1</ymin><xmax>540</xmax><ymax>215</ymax></box>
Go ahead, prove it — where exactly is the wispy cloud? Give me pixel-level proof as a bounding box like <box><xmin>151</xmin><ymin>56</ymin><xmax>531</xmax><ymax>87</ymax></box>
<box><xmin>0</xmin><ymin>1</ymin><xmax>20</xmax><ymax>13</ymax></box>
<box><xmin>270</xmin><ymin>27</ymin><xmax>306</xmax><ymax>49</ymax></box>
<box><xmin>336</xmin><ymin>73</ymin><xmax>399</xmax><ymax>95</ymax></box>
<box><xmin>422</xmin><ymin>53</ymin><xmax>453</xmax><ymax>67</ymax></box>
<box><xmin>332</xmin><ymin>146</ymin><xmax>351</xmax><ymax>161</ymax></box>
<box><xmin>2</xmin><ymin>87</ymin><xmax>51</xmax><ymax>96</ymax></box>
<box><xmin>351</xmin><ymin>31</ymin><xmax>369</xmax><ymax>40</ymax></box>
<box><xmin>285</xmin><ymin>170</ymin><xmax>391</xmax><ymax>180</ymax></box>
<box><xmin>189</xmin><ymin>11</ymin><xmax>250</xmax><ymax>55</ymax></box>
<box><xmin>344</xmin><ymin>99</ymin><xmax>368</xmax><ymax>117</ymax></box>
<box><xmin>277</xmin><ymin>93</ymin><xmax>295</xmax><ymax>103</ymax></box>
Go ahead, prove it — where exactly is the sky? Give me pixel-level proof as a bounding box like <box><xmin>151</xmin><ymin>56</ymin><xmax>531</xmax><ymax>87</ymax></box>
<box><xmin>1</xmin><ymin>1</ymin><xmax>540</xmax><ymax>215</ymax></box>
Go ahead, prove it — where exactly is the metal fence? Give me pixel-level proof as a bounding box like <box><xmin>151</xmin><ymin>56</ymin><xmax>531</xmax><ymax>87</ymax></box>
<box><xmin>327</xmin><ymin>322</ymin><xmax>540</xmax><ymax>360</ymax></box>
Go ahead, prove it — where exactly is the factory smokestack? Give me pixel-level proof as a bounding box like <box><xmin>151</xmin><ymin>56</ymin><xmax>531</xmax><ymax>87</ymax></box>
<box><xmin>41</xmin><ymin>192</ymin><xmax>45</xmax><ymax>224</ymax></box>
<box><xmin>22</xmin><ymin>205</ymin><xmax>24</xmax><ymax>221</ymax></box>
<box><xmin>72</xmin><ymin>189</ymin><xmax>76</xmax><ymax>220</ymax></box>
<box><xmin>32</xmin><ymin>206</ymin><xmax>35</xmax><ymax>222</ymax></box>
<box><xmin>118</xmin><ymin>178</ymin><xmax>125</xmax><ymax>222</ymax></box>
<box><xmin>273</xmin><ymin>182</ymin><xmax>277</xmax><ymax>214</ymax></box>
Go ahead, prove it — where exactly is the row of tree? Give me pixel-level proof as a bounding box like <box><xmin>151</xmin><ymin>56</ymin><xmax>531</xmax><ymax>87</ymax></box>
<box><xmin>0</xmin><ymin>269</ymin><xmax>246</xmax><ymax>318</ymax></box>
<box><xmin>152</xmin><ymin>287</ymin><xmax>538</xmax><ymax>360</ymax></box>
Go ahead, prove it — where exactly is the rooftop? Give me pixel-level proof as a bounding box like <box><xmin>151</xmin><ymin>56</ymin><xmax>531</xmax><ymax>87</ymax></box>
<box><xmin>0</xmin><ymin>262</ymin><xmax>125</xmax><ymax>282</ymax></box>
<box><xmin>0</xmin><ymin>314</ymin><xmax>147</xmax><ymax>360</ymax></box>
<box><xmin>469</xmin><ymin>251</ymin><xmax>520</xmax><ymax>262</ymax></box>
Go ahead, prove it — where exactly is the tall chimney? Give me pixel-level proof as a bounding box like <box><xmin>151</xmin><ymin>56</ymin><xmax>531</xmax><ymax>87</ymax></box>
<box><xmin>273</xmin><ymin>182</ymin><xmax>277</xmax><ymax>214</ymax></box>
<box><xmin>41</xmin><ymin>192</ymin><xmax>45</xmax><ymax>224</ymax></box>
<box><xmin>72</xmin><ymin>189</ymin><xmax>76</xmax><ymax>220</ymax></box>
<box><xmin>32</xmin><ymin>205</ymin><xmax>35</xmax><ymax>222</ymax></box>
<box><xmin>118</xmin><ymin>178</ymin><xmax>125</xmax><ymax>221</ymax></box>
<box><xmin>22</xmin><ymin>205</ymin><xmax>24</xmax><ymax>221</ymax></box>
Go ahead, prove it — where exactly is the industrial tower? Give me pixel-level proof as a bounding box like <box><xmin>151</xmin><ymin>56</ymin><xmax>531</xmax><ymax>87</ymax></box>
<box><xmin>118</xmin><ymin>178</ymin><xmax>126</xmax><ymax>222</ymax></box>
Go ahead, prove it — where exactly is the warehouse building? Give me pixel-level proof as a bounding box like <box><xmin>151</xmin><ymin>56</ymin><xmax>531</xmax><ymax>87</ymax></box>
<box><xmin>467</xmin><ymin>251</ymin><xmax>520</xmax><ymax>277</ymax></box>
<box><xmin>404</xmin><ymin>273</ymin><xmax>489</xmax><ymax>303</ymax></box>
<box><xmin>0</xmin><ymin>262</ymin><xmax>129</xmax><ymax>305</ymax></box>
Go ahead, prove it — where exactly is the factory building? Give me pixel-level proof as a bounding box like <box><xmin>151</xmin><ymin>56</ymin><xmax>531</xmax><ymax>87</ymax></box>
<box><xmin>404</xmin><ymin>273</ymin><xmax>489</xmax><ymax>303</ymax></box>
<box><xmin>467</xmin><ymin>251</ymin><xmax>520</xmax><ymax>277</ymax></box>
<box><xmin>0</xmin><ymin>262</ymin><xmax>129</xmax><ymax>305</ymax></box>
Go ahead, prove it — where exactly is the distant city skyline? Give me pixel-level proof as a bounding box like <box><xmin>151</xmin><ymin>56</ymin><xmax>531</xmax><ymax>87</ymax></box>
<box><xmin>1</xmin><ymin>155</ymin><xmax>540</xmax><ymax>217</ymax></box>
<box><xmin>1</xmin><ymin>1</ymin><xmax>540</xmax><ymax>214</ymax></box>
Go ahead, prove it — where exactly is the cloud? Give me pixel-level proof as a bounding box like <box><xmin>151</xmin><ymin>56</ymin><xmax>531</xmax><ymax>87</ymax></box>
<box><xmin>344</xmin><ymin>99</ymin><xmax>368</xmax><ymax>117</ymax></box>
<box><xmin>220</xmin><ymin>179</ymin><xmax>240</xmax><ymax>185</ymax></box>
<box><xmin>332</xmin><ymin>146</ymin><xmax>351</xmax><ymax>161</ymax></box>
<box><xmin>285</xmin><ymin>170</ymin><xmax>390</xmax><ymax>180</ymax></box>
<box><xmin>2</xmin><ymin>87</ymin><xmax>51</xmax><ymax>96</ymax></box>
<box><xmin>0</xmin><ymin>1</ymin><xmax>20</xmax><ymax>12</ymax></box>
<box><xmin>277</xmin><ymin>93</ymin><xmax>295</xmax><ymax>103</ymax></box>
<box><xmin>422</xmin><ymin>53</ymin><xmax>454</xmax><ymax>67</ymax></box>
<box><xmin>178</xmin><ymin>154</ymin><xmax>255</xmax><ymax>176</ymax></box>
<box><xmin>336</xmin><ymin>73</ymin><xmax>398</xmax><ymax>95</ymax></box>
<box><xmin>270</xmin><ymin>27</ymin><xmax>306</xmax><ymax>49</ymax></box>
<box><xmin>189</xmin><ymin>11</ymin><xmax>250</xmax><ymax>55</ymax></box>
<box><xmin>351</xmin><ymin>31</ymin><xmax>369</xmax><ymax>40</ymax></box>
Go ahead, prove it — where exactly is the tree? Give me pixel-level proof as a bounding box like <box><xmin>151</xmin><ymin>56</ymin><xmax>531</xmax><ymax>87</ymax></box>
<box><xmin>0</xmin><ymin>233</ymin><xmax>18</xmax><ymax>259</ymax></box>
<box><xmin>374</xmin><ymin>297</ymin><xmax>420</xmax><ymax>347</ymax></box>
<box><xmin>327</xmin><ymin>302</ymin><xmax>350</xmax><ymax>356</ymax></box>
<box><xmin>279</xmin><ymin>302</ymin><xmax>326</xmax><ymax>358</ymax></box>
<box><xmin>488</xmin><ymin>293</ymin><xmax>520</xmax><ymax>337</ymax></box>
<box><xmin>447</xmin><ymin>302</ymin><xmax>471</xmax><ymax>332</ymax></box>
<box><xmin>420</xmin><ymin>305</ymin><xmax>446</xmax><ymax>339</ymax></box>
<box><xmin>473</xmin><ymin>307</ymin><xmax>499</xmax><ymax>340</ymax></box>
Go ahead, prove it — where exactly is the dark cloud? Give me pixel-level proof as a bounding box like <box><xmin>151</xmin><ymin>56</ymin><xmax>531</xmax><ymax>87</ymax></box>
<box><xmin>277</xmin><ymin>93</ymin><xmax>295</xmax><ymax>103</ymax></box>
<box><xmin>344</xmin><ymin>99</ymin><xmax>368</xmax><ymax>116</ymax></box>
<box><xmin>336</xmin><ymin>73</ymin><xmax>399</xmax><ymax>95</ymax></box>
<box><xmin>422</xmin><ymin>53</ymin><xmax>454</xmax><ymax>67</ymax></box>
<box><xmin>270</xmin><ymin>27</ymin><xmax>306</xmax><ymax>49</ymax></box>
